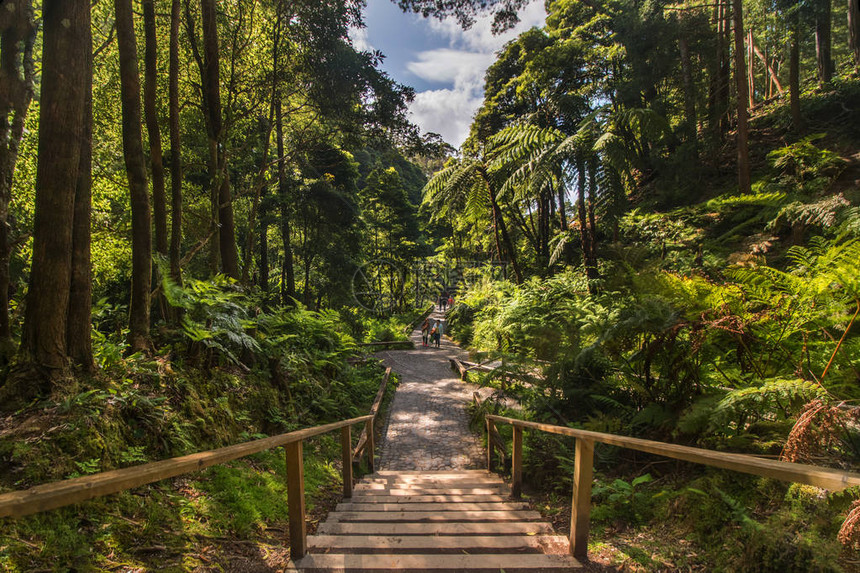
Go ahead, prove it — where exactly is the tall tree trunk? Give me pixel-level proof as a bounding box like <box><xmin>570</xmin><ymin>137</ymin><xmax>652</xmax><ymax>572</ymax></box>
<box><xmin>732</xmin><ymin>0</ymin><xmax>752</xmax><ymax>194</ymax></box>
<box><xmin>275</xmin><ymin>98</ymin><xmax>295</xmax><ymax>301</ymax></box>
<box><xmin>143</xmin><ymin>0</ymin><xmax>167</xmax><ymax>258</ymax></box>
<box><xmin>576</xmin><ymin>161</ymin><xmax>598</xmax><ymax>293</ymax></box>
<box><xmin>260</xmin><ymin>204</ymin><xmax>269</xmax><ymax>292</ymax></box>
<box><xmin>790</xmin><ymin>6</ymin><xmax>803</xmax><ymax>128</ymax></box>
<box><xmin>116</xmin><ymin>0</ymin><xmax>152</xmax><ymax>352</ymax></box>
<box><xmin>243</xmin><ymin>14</ymin><xmax>280</xmax><ymax>284</ymax></box>
<box><xmin>850</xmin><ymin>0</ymin><xmax>860</xmax><ymax>69</ymax></box>
<box><xmin>587</xmin><ymin>161</ymin><xmax>598</xmax><ymax>263</ymax></box>
<box><xmin>747</xmin><ymin>29</ymin><xmax>756</xmax><ymax>108</ymax></box>
<box><xmin>67</xmin><ymin>26</ymin><xmax>94</xmax><ymax>372</ymax></box>
<box><xmin>556</xmin><ymin>179</ymin><xmax>567</xmax><ymax>231</ymax></box>
<box><xmin>15</xmin><ymin>0</ymin><xmax>89</xmax><ymax>388</ymax></box>
<box><xmin>200</xmin><ymin>0</ymin><xmax>240</xmax><ymax>280</ymax></box>
<box><xmin>479</xmin><ymin>167</ymin><xmax>522</xmax><ymax>284</ymax></box>
<box><xmin>752</xmin><ymin>40</ymin><xmax>784</xmax><ymax>95</ymax></box>
<box><xmin>708</xmin><ymin>0</ymin><xmax>732</xmax><ymax>142</ymax></box>
<box><xmin>0</xmin><ymin>0</ymin><xmax>36</xmax><ymax>359</ymax></box>
<box><xmin>815</xmin><ymin>0</ymin><xmax>834</xmax><ymax>84</ymax></box>
<box><xmin>169</xmin><ymin>0</ymin><xmax>183</xmax><ymax>285</ymax></box>
<box><xmin>679</xmin><ymin>26</ymin><xmax>698</xmax><ymax>150</ymax></box>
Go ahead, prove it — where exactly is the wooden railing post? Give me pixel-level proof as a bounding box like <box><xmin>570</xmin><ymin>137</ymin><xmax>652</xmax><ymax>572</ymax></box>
<box><xmin>511</xmin><ymin>425</ymin><xmax>523</xmax><ymax>498</ymax></box>
<box><xmin>570</xmin><ymin>438</ymin><xmax>594</xmax><ymax>560</ymax></box>
<box><xmin>486</xmin><ymin>418</ymin><xmax>495</xmax><ymax>471</ymax></box>
<box><xmin>285</xmin><ymin>440</ymin><xmax>307</xmax><ymax>559</ymax></box>
<box><xmin>341</xmin><ymin>426</ymin><xmax>353</xmax><ymax>498</ymax></box>
<box><xmin>366</xmin><ymin>418</ymin><xmax>375</xmax><ymax>472</ymax></box>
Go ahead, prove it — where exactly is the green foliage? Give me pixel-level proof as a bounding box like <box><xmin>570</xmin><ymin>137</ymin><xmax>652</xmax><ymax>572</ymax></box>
<box><xmin>591</xmin><ymin>474</ymin><xmax>655</xmax><ymax>525</ymax></box>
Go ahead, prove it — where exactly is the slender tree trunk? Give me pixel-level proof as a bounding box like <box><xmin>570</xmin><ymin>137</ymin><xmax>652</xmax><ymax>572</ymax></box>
<box><xmin>576</xmin><ymin>161</ymin><xmax>598</xmax><ymax>292</ymax></box>
<box><xmin>790</xmin><ymin>7</ymin><xmax>803</xmax><ymax>128</ymax></box>
<box><xmin>260</xmin><ymin>204</ymin><xmax>269</xmax><ymax>292</ymax></box>
<box><xmin>480</xmin><ymin>167</ymin><xmax>522</xmax><ymax>284</ymax></box>
<box><xmin>169</xmin><ymin>0</ymin><xmax>183</xmax><ymax>285</ymax></box>
<box><xmin>16</xmin><ymin>0</ymin><xmax>89</xmax><ymax>386</ymax></box>
<box><xmin>275</xmin><ymin>98</ymin><xmax>295</xmax><ymax>300</ymax></box>
<box><xmin>557</xmin><ymin>179</ymin><xmax>567</xmax><ymax>231</ymax></box>
<box><xmin>143</xmin><ymin>0</ymin><xmax>167</xmax><ymax>258</ymax></box>
<box><xmin>752</xmin><ymin>40</ymin><xmax>784</xmax><ymax>95</ymax></box>
<box><xmin>708</xmin><ymin>0</ymin><xmax>732</xmax><ymax>142</ymax></box>
<box><xmin>0</xmin><ymin>0</ymin><xmax>36</xmax><ymax>359</ymax></box>
<box><xmin>116</xmin><ymin>0</ymin><xmax>152</xmax><ymax>352</ymax></box>
<box><xmin>587</xmin><ymin>161</ymin><xmax>598</xmax><ymax>263</ymax></box>
<box><xmin>850</xmin><ymin>0</ymin><xmax>860</xmax><ymax>69</ymax></box>
<box><xmin>747</xmin><ymin>29</ymin><xmax>756</xmax><ymax>108</ymax></box>
<box><xmin>815</xmin><ymin>0</ymin><xmax>834</xmax><ymax>84</ymax></box>
<box><xmin>679</xmin><ymin>26</ymin><xmax>698</xmax><ymax>150</ymax></box>
<box><xmin>200</xmin><ymin>0</ymin><xmax>240</xmax><ymax>280</ymax></box>
<box><xmin>67</xmin><ymin>27</ymin><xmax>94</xmax><ymax>372</ymax></box>
<box><xmin>732</xmin><ymin>0</ymin><xmax>752</xmax><ymax>194</ymax></box>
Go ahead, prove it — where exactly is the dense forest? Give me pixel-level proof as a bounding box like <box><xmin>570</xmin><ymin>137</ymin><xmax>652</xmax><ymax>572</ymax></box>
<box><xmin>1</xmin><ymin>0</ymin><xmax>860</xmax><ymax>569</ymax></box>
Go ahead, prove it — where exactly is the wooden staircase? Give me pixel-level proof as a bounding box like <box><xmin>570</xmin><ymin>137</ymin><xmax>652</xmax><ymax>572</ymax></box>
<box><xmin>289</xmin><ymin>470</ymin><xmax>581</xmax><ymax>572</ymax></box>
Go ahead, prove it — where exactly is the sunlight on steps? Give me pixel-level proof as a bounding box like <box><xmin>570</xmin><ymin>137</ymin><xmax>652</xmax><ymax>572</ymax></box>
<box><xmin>288</xmin><ymin>470</ymin><xmax>581</xmax><ymax>572</ymax></box>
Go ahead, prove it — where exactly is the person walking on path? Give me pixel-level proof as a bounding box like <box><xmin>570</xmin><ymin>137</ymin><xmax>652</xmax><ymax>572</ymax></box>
<box><xmin>430</xmin><ymin>324</ymin><xmax>438</xmax><ymax>348</ymax></box>
<box><xmin>420</xmin><ymin>318</ymin><xmax>430</xmax><ymax>347</ymax></box>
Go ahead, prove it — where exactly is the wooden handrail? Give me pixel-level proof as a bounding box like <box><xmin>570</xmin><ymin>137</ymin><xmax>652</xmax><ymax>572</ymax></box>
<box><xmin>486</xmin><ymin>413</ymin><xmax>860</xmax><ymax>560</ymax></box>
<box><xmin>486</xmin><ymin>414</ymin><xmax>860</xmax><ymax>491</ymax></box>
<box><xmin>0</xmin><ymin>415</ymin><xmax>372</xmax><ymax>520</ymax></box>
<box><xmin>353</xmin><ymin>367</ymin><xmax>392</xmax><ymax>466</ymax></box>
<box><xmin>0</xmin><ymin>368</ymin><xmax>393</xmax><ymax>561</ymax></box>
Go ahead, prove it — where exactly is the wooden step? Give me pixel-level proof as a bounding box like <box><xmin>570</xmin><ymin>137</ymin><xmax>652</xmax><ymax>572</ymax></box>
<box><xmin>327</xmin><ymin>510</ymin><xmax>542</xmax><ymax>523</ymax></box>
<box><xmin>335</xmin><ymin>502</ymin><xmax>530</xmax><ymax>512</ymax></box>
<box><xmin>316</xmin><ymin>521</ymin><xmax>554</xmax><ymax>536</ymax></box>
<box><xmin>346</xmin><ymin>494</ymin><xmax>512</xmax><ymax>504</ymax></box>
<box><xmin>371</xmin><ymin>470</ymin><xmax>491</xmax><ymax>477</ymax></box>
<box><xmin>353</xmin><ymin>486</ymin><xmax>509</xmax><ymax>495</ymax></box>
<box><xmin>307</xmin><ymin>534</ymin><xmax>571</xmax><ymax>554</ymax></box>
<box><xmin>287</xmin><ymin>553</ymin><xmax>581</xmax><ymax>572</ymax></box>
<box><xmin>360</xmin><ymin>479</ymin><xmax>506</xmax><ymax>488</ymax></box>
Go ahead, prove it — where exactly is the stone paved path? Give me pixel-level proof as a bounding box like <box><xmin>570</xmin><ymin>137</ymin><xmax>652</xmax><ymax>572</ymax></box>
<box><xmin>375</xmin><ymin>307</ymin><xmax>484</xmax><ymax>471</ymax></box>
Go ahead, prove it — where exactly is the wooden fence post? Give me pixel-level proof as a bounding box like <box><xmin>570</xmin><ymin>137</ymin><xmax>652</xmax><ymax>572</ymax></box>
<box><xmin>570</xmin><ymin>438</ymin><xmax>594</xmax><ymax>560</ymax></box>
<box><xmin>341</xmin><ymin>426</ymin><xmax>353</xmax><ymax>498</ymax></box>
<box><xmin>366</xmin><ymin>418</ymin><xmax>375</xmax><ymax>472</ymax></box>
<box><xmin>285</xmin><ymin>440</ymin><xmax>307</xmax><ymax>559</ymax></box>
<box><xmin>511</xmin><ymin>425</ymin><xmax>523</xmax><ymax>498</ymax></box>
<box><xmin>486</xmin><ymin>418</ymin><xmax>495</xmax><ymax>471</ymax></box>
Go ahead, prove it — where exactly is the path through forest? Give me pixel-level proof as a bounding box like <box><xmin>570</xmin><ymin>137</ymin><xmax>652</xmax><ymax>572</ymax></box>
<box><xmin>374</xmin><ymin>307</ymin><xmax>485</xmax><ymax>470</ymax></box>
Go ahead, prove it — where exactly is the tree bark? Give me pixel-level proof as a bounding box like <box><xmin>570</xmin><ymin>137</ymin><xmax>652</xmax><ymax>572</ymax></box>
<box><xmin>143</xmin><ymin>0</ymin><xmax>168</xmax><ymax>258</ymax></box>
<box><xmin>0</xmin><ymin>0</ymin><xmax>36</xmax><ymax>358</ymax></box>
<box><xmin>850</xmin><ymin>0</ymin><xmax>860</xmax><ymax>69</ymax></box>
<box><xmin>708</xmin><ymin>0</ymin><xmax>731</xmax><ymax>143</ymax></box>
<box><xmin>752</xmin><ymin>40</ymin><xmax>784</xmax><ymax>95</ymax></box>
<box><xmin>815</xmin><ymin>0</ymin><xmax>834</xmax><ymax>84</ymax></box>
<box><xmin>67</xmin><ymin>26</ymin><xmax>94</xmax><ymax>372</ymax></box>
<box><xmin>790</xmin><ymin>7</ymin><xmax>803</xmax><ymax>129</ymax></box>
<box><xmin>115</xmin><ymin>0</ymin><xmax>152</xmax><ymax>352</ymax></box>
<box><xmin>200</xmin><ymin>0</ymin><xmax>240</xmax><ymax>280</ymax></box>
<box><xmin>17</xmin><ymin>0</ymin><xmax>89</xmax><ymax>382</ymax></box>
<box><xmin>480</xmin><ymin>167</ymin><xmax>522</xmax><ymax>284</ymax></box>
<box><xmin>169</xmin><ymin>0</ymin><xmax>183</xmax><ymax>285</ymax></box>
<box><xmin>679</xmin><ymin>30</ymin><xmax>698</xmax><ymax>150</ymax></box>
<box><xmin>275</xmin><ymin>98</ymin><xmax>295</xmax><ymax>301</ymax></box>
<box><xmin>577</xmin><ymin>161</ymin><xmax>598</xmax><ymax>293</ymax></box>
<box><xmin>747</xmin><ymin>29</ymin><xmax>756</xmax><ymax>108</ymax></box>
<box><xmin>732</xmin><ymin>0</ymin><xmax>752</xmax><ymax>194</ymax></box>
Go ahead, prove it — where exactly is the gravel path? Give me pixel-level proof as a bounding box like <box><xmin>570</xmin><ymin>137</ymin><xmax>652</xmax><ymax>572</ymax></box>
<box><xmin>374</xmin><ymin>307</ymin><xmax>485</xmax><ymax>471</ymax></box>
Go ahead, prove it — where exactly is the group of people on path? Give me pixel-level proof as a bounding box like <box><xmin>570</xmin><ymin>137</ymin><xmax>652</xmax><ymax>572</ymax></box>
<box><xmin>438</xmin><ymin>292</ymin><xmax>454</xmax><ymax>311</ymax></box>
<box><xmin>421</xmin><ymin>317</ymin><xmax>442</xmax><ymax>348</ymax></box>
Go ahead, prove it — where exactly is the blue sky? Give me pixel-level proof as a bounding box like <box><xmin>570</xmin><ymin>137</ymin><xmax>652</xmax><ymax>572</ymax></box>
<box><xmin>350</xmin><ymin>0</ymin><xmax>546</xmax><ymax>148</ymax></box>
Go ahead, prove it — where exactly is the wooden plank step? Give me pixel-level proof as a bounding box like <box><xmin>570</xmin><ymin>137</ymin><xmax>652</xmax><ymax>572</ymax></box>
<box><xmin>306</xmin><ymin>534</ymin><xmax>571</xmax><ymax>554</ymax></box>
<box><xmin>316</xmin><ymin>521</ymin><xmax>554</xmax><ymax>536</ymax></box>
<box><xmin>287</xmin><ymin>553</ymin><xmax>581</xmax><ymax>572</ymax></box>
<box><xmin>363</xmin><ymin>474</ymin><xmax>501</xmax><ymax>481</ymax></box>
<box><xmin>335</xmin><ymin>502</ymin><xmax>530</xmax><ymax>512</ymax></box>
<box><xmin>346</xmin><ymin>494</ymin><xmax>512</xmax><ymax>503</ymax></box>
<box><xmin>326</xmin><ymin>510</ymin><xmax>543</xmax><ymax>522</ymax></box>
<box><xmin>358</xmin><ymin>479</ymin><xmax>505</xmax><ymax>487</ymax></box>
<box><xmin>371</xmin><ymin>470</ymin><xmax>492</xmax><ymax>476</ymax></box>
<box><xmin>353</xmin><ymin>486</ymin><xmax>509</xmax><ymax>495</ymax></box>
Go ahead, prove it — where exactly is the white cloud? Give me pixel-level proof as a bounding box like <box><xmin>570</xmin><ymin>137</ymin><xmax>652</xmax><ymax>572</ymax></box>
<box><xmin>348</xmin><ymin>26</ymin><xmax>374</xmax><ymax>52</ymax></box>
<box><xmin>409</xmin><ymin>88</ymin><xmax>484</xmax><ymax>147</ymax></box>
<box><xmin>406</xmin><ymin>0</ymin><xmax>546</xmax><ymax>148</ymax></box>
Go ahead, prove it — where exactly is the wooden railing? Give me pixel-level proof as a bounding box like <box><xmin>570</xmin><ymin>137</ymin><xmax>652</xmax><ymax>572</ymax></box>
<box><xmin>0</xmin><ymin>370</ymin><xmax>394</xmax><ymax>560</ymax></box>
<box><xmin>486</xmin><ymin>414</ymin><xmax>860</xmax><ymax>560</ymax></box>
<box><xmin>352</xmin><ymin>367</ymin><xmax>392</xmax><ymax>468</ymax></box>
